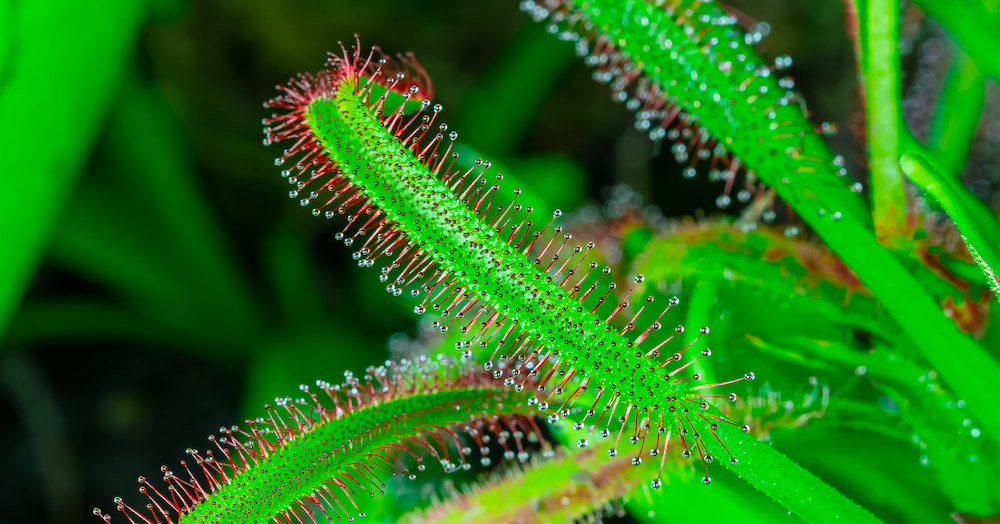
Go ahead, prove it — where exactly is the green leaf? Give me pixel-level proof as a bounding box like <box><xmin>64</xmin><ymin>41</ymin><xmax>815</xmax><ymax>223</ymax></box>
<box><xmin>537</xmin><ymin>0</ymin><xmax>1000</xmax><ymax>450</ymax></box>
<box><xmin>900</xmin><ymin>152</ymin><xmax>1000</xmax><ymax>301</ymax></box>
<box><xmin>928</xmin><ymin>50</ymin><xmax>985</xmax><ymax>177</ymax></box>
<box><xmin>694</xmin><ymin>422</ymin><xmax>880</xmax><ymax>523</ymax></box>
<box><xmin>913</xmin><ymin>0</ymin><xmax>1000</xmax><ymax>83</ymax></box>
<box><xmin>0</xmin><ymin>0</ymin><xmax>145</xmax><ymax>338</ymax></box>
<box><xmin>100</xmin><ymin>359</ymin><xmax>540</xmax><ymax>523</ymax></box>
<box><xmin>400</xmin><ymin>446</ymin><xmax>683</xmax><ymax>524</ymax></box>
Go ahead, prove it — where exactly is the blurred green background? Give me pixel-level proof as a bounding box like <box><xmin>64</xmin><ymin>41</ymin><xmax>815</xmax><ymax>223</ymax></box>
<box><xmin>2</xmin><ymin>1</ymin><xmax>990</xmax><ymax>523</ymax></box>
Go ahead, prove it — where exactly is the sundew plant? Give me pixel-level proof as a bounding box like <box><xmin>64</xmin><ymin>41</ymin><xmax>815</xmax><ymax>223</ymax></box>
<box><xmin>3</xmin><ymin>0</ymin><xmax>1000</xmax><ymax>523</ymax></box>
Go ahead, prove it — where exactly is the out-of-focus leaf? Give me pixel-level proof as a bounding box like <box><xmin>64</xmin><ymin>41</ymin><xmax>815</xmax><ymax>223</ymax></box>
<box><xmin>0</xmin><ymin>0</ymin><xmax>146</xmax><ymax>338</ymax></box>
<box><xmin>776</xmin><ymin>427</ymin><xmax>952</xmax><ymax>522</ymax></box>
<box><xmin>928</xmin><ymin>51</ymin><xmax>985</xmax><ymax>177</ymax></box>
<box><xmin>635</xmin><ymin>222</ymin><xmax>894</xmax><ymax>340</ymax></box>
<box><xmin>46</xmin><ymin>74</ymin><xmax>261</xmax><ymax>348</ymax></box>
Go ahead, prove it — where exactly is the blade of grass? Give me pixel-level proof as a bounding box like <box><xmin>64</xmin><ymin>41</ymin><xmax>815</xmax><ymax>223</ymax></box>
<box><xmin>900</xmin><ymin>151</ymin><xmax>1000</xmax><ymax>300</ymax></box>
<box><xmin>0</xmin><ymin>0</ymin><xmax>145</xmax><ymax>338</ymax></box>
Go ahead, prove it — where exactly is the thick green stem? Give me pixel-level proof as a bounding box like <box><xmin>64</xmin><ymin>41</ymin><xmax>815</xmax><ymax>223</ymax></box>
<box><xmin>696</xmin><ymin>420</ymin><xmax>882</xmax><ymax>523</ymax></box>
<box><xmin>862</xmin><ymin>0</ymin><xmax>908</xmax><ymax>245</ymax></box>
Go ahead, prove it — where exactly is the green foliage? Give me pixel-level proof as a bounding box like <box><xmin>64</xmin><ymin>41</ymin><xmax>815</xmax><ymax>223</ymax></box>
<box><xmin>901</xmin><ymin>152</ymin><xmax>1000</xmax><ymax>299</ymax></box>
<box><xmin>4</xmin><ymin>1</ymin><xmax>1000</xmax><ymax>523</ymax></box>
<box><xmin>0</xmin><ymin>0</ymin><xmax>145</xmax><ymax>336</ymax></box>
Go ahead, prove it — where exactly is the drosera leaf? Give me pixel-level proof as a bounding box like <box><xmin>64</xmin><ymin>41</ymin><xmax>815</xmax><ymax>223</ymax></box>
<box><xmin>531</xmin><ymin>0</ymin><xmax>1000</xmax><ymax>452</ymax></box>
<box><xmin>522</xmin><ymin>0</ymin><xmax>872</xmax><ymax>222</ymax></box>
<box><xmin>94</xmin><ymin>357</ymin><xmax>544</xmax><ymax>523</ymax></box>
<box><xmin>628</xmin><ymin>381</ymin><xmax>837</xmax><ymax>523</ymax></box>
<box><xmin>263</xmin><ymin>39</ymin><xmax>878</xmax><ymax>522</ymax></box>
<box><xmin>900</xmin><ymin>152</ymin><xmax>1000</xmax><ymax>301</ymax></box>
<box><xmin>696</xmin><ymin>421</ymin><xmax>880</xmax><ymax>523</ymax></box>
<box><xmin>404</xmin><ymin>378</ymin><xmax>837</xmax><ymax>524</ymax></box>
<box><xmin>265</xmin><ymin>37</ymin><xmax>754</xmax><ymax>489</ymax></box>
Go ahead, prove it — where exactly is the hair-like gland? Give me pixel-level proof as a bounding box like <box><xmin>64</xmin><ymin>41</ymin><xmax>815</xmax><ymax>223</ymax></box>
<box><xmin>522</xmin><ymin>0</ymin><xmax>866</xmax><ymax>214</ymax></box>
<box><xmin>263</xmin><ymin>39</ymin><xmax>753</xmax><ymax>488</ymax></box>
<box><xmin>94</xmin><ymin>358</ymin><xmax>542</xmax><ymax>523</ymax></box>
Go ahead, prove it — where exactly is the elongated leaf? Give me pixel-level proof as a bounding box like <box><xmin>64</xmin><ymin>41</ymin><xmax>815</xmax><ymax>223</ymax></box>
<box><xmin>0</xmin><ymin>0</ymin><xmax>145</xmax><ymax>338</ymax></box>
<box><xmin>531</xmin><ymin>0</ymin><xmax>1000</xmax><ymax>447</ymax></box>
<box><xmin>97</xmin><ymin>358</ymin><xmax>542</xmax><ymax>523</ymax></box>
<box><xmin>901</xmin><ymin>152</ymin><xmax>1000</xmax><ymax>301</ymax></box>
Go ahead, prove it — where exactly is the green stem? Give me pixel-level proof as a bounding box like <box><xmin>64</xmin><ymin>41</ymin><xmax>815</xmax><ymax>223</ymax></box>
<box><xmin>928</xmin><ymin>50</ymin><xmax>985</xmax><ymax>176</ymax></box>
<box><xmin>862</xmin><ymin>0</ymin><xmax>908</xmax><ymax>245</ymax></box>
<box><xmin>913</xmin><ymin>0</ymin><xmax>1000</xmax><ymax>83</ymax></box>
<box><xmin>900</xmin><ymin>152</ymin><xmax>1000</xmax><ymax>300</ymax></box>
<box><xmin>696</xmin><ymin>420</ymin><xmax>882</xmax><ymax>523</ymax></box>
